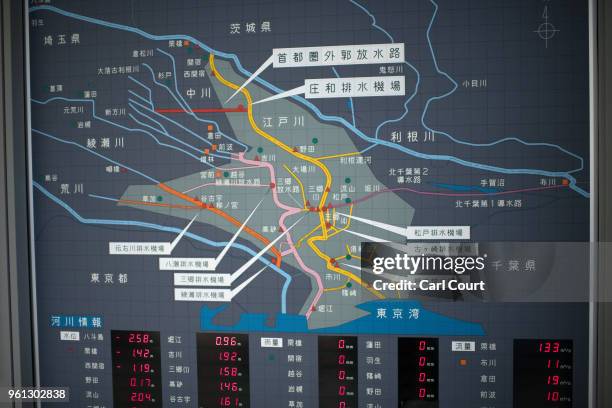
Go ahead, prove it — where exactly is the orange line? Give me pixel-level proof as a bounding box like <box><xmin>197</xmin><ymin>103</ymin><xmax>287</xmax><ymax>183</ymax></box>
<box><xmin>157</xmin><ymin>182</ymin><xmax>282</xmax><ymax>267</ymax></box>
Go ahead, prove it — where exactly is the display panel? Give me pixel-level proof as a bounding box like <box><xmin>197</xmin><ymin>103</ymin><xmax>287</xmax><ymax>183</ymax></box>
<box><xmin>26</xmin><ymin>0</ymin><xmax>593</xmax><ymax>407</ymax></box>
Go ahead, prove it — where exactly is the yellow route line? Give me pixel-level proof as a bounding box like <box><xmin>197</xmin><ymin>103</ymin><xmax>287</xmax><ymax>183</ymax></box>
<box><xmin>209</xmin><ymin>55</ymin><xmax>331</xmax><ymax>221</ymax></box>
<box><xmin>317</xmin><ymin>151</ymin><xmax>361</xmax><ymax>161</ymax></box>
<box><xmin>328</xmin><ymin>204</ymin><xmax>353</xmax><ymax>239</ymax></box>
<box><xmin>295</xmin><ymin>224</ymin><xmax>321</xmax><ymax>249</ymax></box>
<box><xmin>324</xmin><ymin>279</ymin><xmax>350</xmax><ymax>292</ymax></box>
<box><xmin>210</xmin><ymin>55</ymin><xmax>382</xmax><ymax>300</ymax></box>
<box><xmin>283</xmin><ymin>164</ymin><xmax>307</xmax><ymax>209</ymax></box>
<box><xmin>210</xmin><ymin>55</ymin><xmax>330</xmax><ymax>240</ymax></box>
<box><xmin>307</xmin><ymin>235</ymin><xmax>384</xmax><ymax>299</ymax></box>
<box><xmin>344</xmin><ymin>243</ymin><xmax>362</xmax><ymax>260</ymax></box>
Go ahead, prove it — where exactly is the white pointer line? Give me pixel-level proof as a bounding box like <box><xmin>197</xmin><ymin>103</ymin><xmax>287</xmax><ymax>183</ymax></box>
<box><xmin>341</xmin><ymin>263</ymin><xmax>362</xmax><ymax>272</ymax></box>
<box><xmin>231</xmin><ymin>265</ymin><xmax>267</xmax><ymax>294</ymax></box>
<box><xmin>337</xmin><ymin>212</ymin><xmax>406</xmax><ymax>237</ymax></box>
<box><xmin>252</xmin><ymin>85</ymin><xmax>306</xmax><ymax>105</ymax></box>
<box><xmin>343</xmin><ymin>228</ymin><xmax>388</xmax><ymax>243</ymax></box>
<box><xmin>169</xmin><ymin>213</ymin><xmax>199</xmax><ymax>252</ymax></box>
<box><xmin>225</xmin><ymin>55</ymin><xmax>274</xmax><ymax>103</ymax></box>
<box><xmin>215</xmin><ymin>192</ymin><xmax>269</xmax><ymax>266</ymax></box>
<box><xmin>231</xmin><ymin>216</ymin><xmax>304</xmax><ymax>282</ymax></box>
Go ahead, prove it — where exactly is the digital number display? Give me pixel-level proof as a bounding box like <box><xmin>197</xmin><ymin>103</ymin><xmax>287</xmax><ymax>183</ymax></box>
<box><xmin>398</xmin><ymin>337</ymin><xmax>439</xmax><ymax>407</ymax></box>
<box><xmin>111</xmin><ymin>330</ymin><xmax>162</xmax><ymax>407</ymax></box>
<box><xmin>318</xmin><ymin>336</ymin><xmax>358</xmax><ymax>408</ymax></box>
<box><xmin>513</xmin><ymin>339</ymin><xmax>573</xmax><ymax>407</ymax></box>
<box><xmin>197</xmin><ymin>333</ymin><xmax>250</xmax><ymax>408</ymax></box>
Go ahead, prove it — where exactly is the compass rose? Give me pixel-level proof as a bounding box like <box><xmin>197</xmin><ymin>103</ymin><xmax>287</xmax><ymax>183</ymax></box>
<box><xmin>534</xmin><ymin>6</ymin><xmax>559</xmax><ymax>48</ymax></box>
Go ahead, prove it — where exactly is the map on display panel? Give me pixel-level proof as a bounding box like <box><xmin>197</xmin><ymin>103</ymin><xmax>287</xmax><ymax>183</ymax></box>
<box><xmin>28</xmin><ymin>0</ymin><xmax>590</xmax><ymax>407</ymax></box>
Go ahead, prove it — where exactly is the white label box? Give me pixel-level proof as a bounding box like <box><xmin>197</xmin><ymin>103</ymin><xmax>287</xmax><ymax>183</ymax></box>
<box><xmin>451</xmin><ymin>341</ymin><xmax>476</xmax><ymax>352</ymax></box>
<box><xmin>173</xmin><ymin>273</ymin><xmax>231</xmax><ymax>287</ymax></box>
<box><xmin>109</xmin><ymin>242</ymin><xmax>171</xmax><ymax>255</ymax></box>
<box><xmin>273</xmin><ymin>43</ymin><xmax>404</xmax><ymax>68</ymax></box>
<box><xmin>260</xmin><ymin>337</ymin><xmax>283</xmax><ymax>348</ymax></box>
<box><xmin>60</xmin><ymin>331</ymin><xmax>80</xmax><ymax>341</ymax></box>
<box><xmin>305</xmin><ymin>76</ymin><xmax>404</xmax><ymax>99</ymax></box>
<box><xmin>405</xmin><ymin>226</ymin><xmax>471</xmax><ymax>240</ymax></box>
<box><xmin>174</xmin><ymin>287</ymin><xmax>232</xmax><ymax>302</ymax></box>
<box><xmin>160</xmin><ymin>257</ymin><xmax>216</xmax><ymax>271</ymax></box>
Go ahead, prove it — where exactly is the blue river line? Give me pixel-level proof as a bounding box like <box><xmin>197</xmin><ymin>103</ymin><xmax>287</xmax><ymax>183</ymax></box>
<box><xmin>29</xmin><ymin>4</ymin><xmax>589</xmax><ymax>198</ymax></box>
<box><xmin>31</xmin><ymin>156</ymin><xmax>292</xmax><ymax>313</ymax></box>
<box><xmin>32</xmin><ymin>96</ymin><xmax>216</xmax><ymax>166</ymax></box>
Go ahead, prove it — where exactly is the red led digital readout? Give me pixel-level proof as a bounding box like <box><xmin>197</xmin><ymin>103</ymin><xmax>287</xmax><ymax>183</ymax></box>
<box><xmin>416</xmin><ymin>340</ymin><xmax>435</xmax><ymax>401</ymax></box>
<box><xmin>318</xmin><ymin>336</ymin><xmax>358</xmax><ymax>408</ymax></box>
<box><xmin>539</xmin><ymin>341</ymin><xmax>561</xmax><ymax>353</ymax></box>
<box><xmin>219</xmin><ymin>366</ymin><xmax>240</xmax><ymax>377</ymax></box>
<box><xmin>513</xmin><ymin>339</ymin><xmax>573</xmax><ymax>407</ymax></box>
<box><xmin>216</xmin><ymin>336</ymin><xmax>239</xmax><ymax>346</ymax></box>
<box><xmin>197</xmin><ymin>333</ymin><xmax>250</xmax><ymax>408</ymax></box>
<box><xmin>128</xmin><ymin>332</ymin><xmax>153</xmax><ymax>344</ymax></box>
<box><xmin>540</xmin><ymin>342</ymin><xmax>565</xmax><ymax>403</ymax></box>
<box><xmin>336</xmin><ymin>338</ymin><xmax>352</xmax><ymax>404</ymax></box>
<box><xmin>398</xmin><ymin>337</ymin><xmax>438</xmax><ymax>406</ymax></box>
<box><xmin>112</xmin><ymin>330</ymin><xmax>162</xmax><ymax>407</ymax></box>
<box><xmin>131</xmin><ymin>348</ymin><xmax>152</xmax><ymax>358</ymax></box>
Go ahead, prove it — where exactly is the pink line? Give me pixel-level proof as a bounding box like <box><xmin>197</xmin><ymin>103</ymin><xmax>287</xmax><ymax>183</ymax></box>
<box><xmin>181</xmin><ymin>164</ymin><xmax>265</xmax><ymax>193</ymax></box>
<box><xmin>222</xmin><ymin>165</ymin><xmax>261</xmax><ymax>172</ymax></box>
<box><xmin>182</xmin><ymin>182</ymin><xmax>267</xmax><ymax>194</ymax></box>
<box><xmin>237</xmin><ymin>153</ymin><xmax>323</xmax><ymax>319</ymax></box>
<box><xmin>237</xmin><ymin>154</ymin><xmax>297</xmax><ymax>213</ymax></box>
